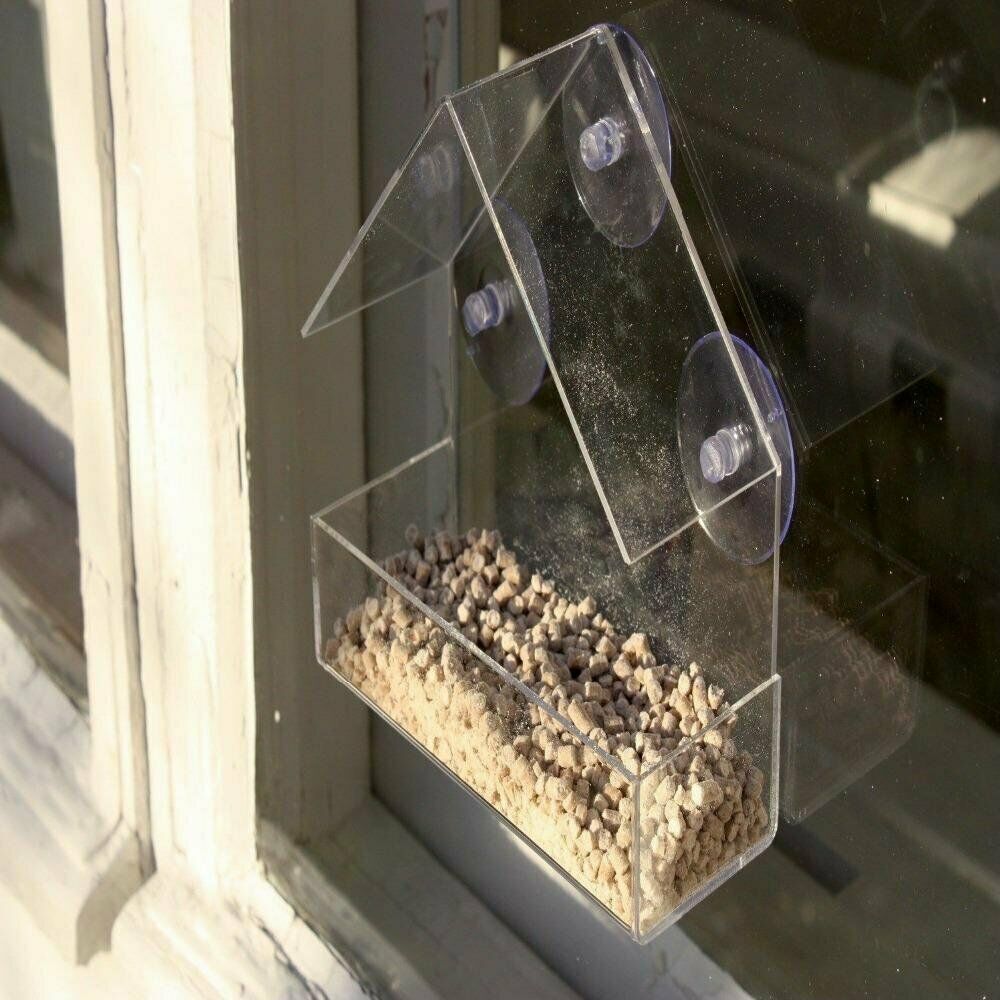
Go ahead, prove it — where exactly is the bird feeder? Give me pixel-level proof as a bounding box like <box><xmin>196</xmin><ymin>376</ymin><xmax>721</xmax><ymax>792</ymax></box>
<box><xmin>304</xmin><ymin>23</ymin><xmax>789</xmax><ymax>943</ymax></box>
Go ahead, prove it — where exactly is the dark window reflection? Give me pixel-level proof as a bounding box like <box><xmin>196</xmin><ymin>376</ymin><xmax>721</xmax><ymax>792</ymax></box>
<box><xmin>0</xmin><ymin>0</ymin><xmax>64</xmax><ymax>337</ymax></box>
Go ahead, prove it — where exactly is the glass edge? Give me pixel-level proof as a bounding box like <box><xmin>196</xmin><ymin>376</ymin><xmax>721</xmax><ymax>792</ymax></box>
<box><xmin>310</xmin><ymin>517</ymin><xmax>324</xmax><ymax>665</ymax></box>
<box><xmin>447</xmin><ymin>38</ymin><xmax>594</xmax><ymax>264</ymax></box>
<box><xmin>309</xmin><ymin>437</ymin><xmax>454</xmax><ymax>524</ymax></box>
<box><xmin>301</xmin><ymin>102</ymin><xmax>453</xmax><ymax>338</ymax></box>
<box><xmin>449</xmin><ymin>25</ymin><xmax>601</xmax><ymax>101</ymax></box>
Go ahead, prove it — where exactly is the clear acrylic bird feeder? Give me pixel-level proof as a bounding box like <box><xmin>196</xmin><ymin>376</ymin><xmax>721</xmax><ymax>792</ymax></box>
<box><xmin>304</xmin><ymin>24</ymin><xmax>787</xmax><ymax>942</ymax></box>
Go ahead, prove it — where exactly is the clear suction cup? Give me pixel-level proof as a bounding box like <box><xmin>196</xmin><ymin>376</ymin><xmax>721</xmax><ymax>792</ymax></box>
<box><xmin>562</xmin><ymin>25</ymin><xmax>672</xmax><ymax>248</ymax></box>
<box><xmin>454</xmin><ymin>200</ymin><xmax>551</xmax><ymax>406</ymax></box>
<box><xmin>678</xmin><ymin>332</ymin><xmax>795</xmax><ymax>564</ymax></box>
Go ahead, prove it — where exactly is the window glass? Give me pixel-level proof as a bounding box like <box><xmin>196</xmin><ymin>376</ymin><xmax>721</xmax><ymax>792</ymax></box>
<box><xmin>0</xmin><ymin>0</ymin><xmax>64</xmax><ymax>338</ymax></box>
<box><xmin>384</xmin><ymin>2</ymin><xmax>996</xmax><ymax>997</ymax></box>
<box><xmin>0</xmin><ymin>0</ymin><xmax>82</xmax><ymax>702</ymax></box>
<box><xmin>260</xmin><ymin>2</ymin><xmax>1000</xmax><ymax>997</ymax></box>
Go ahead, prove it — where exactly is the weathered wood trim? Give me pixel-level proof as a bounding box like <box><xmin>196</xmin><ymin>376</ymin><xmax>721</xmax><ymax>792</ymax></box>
<box><xmin>0</xmin><ymin>437</ymin><xmax>84</xmax><ymax>698</ymax></box>
<box><xmin>0</xmin><ymin>864</ymin><xmax>369</xmax><ymax>998</ymax></box>
<box><xmin>232</xmin><ymin>0</ymin><xmax>368</xmax><ymax>844</ymax></box>
<box><xmin>0</xmin><ymin>618</ymin><xmax>362</xmax><ymax>989</ymax></box>
<box><xmin>105</xmin><ymin>0</ymin><xmax>255</xmax><ymax>886</ymax></box>
<box><xmin>0</xmin><ymin>618</ymin><xmax>142</xmax><ymax>962</ymax></box>
<box><xmin>260</xmin><ymin>803</ymin><xmax>581</xmax><ymax>1000</ymax></box>
<box><xmin>459</xmin><ymin>0</ymin><xmax>501</xmax><ymax>85</ymax></box>
<box><xmin>47</xmin><ymin>0</ymin><xmax>148</xmax><ymax>843</ymax></box>
<box><xmin>105</xmin><ymin>869</ymin><xmax>364</xmax><ymax>999</ymax></box>
<box><xmin>0</xmin><ymin>0</ymin><xmax>151</xmax><ymax>963</ymax></box>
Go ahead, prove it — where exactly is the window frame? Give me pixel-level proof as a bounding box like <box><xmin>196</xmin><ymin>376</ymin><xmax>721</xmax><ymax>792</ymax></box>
<box><xmin>1</xmin><ymin>0</ymin><xmax>396</xmax><ymax>990</ymax></box>
<box><xmin>0</xmin><ymin>0</ymin><xmax>149</xmax><ymax>964</ymax></box>
<box><xmin>78</xmin><ymin>0</ymin><xmax>372</xmax><ymax>993</ymax></box>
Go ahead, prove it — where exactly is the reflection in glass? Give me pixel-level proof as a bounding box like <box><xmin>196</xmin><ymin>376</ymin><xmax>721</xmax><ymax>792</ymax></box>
<box><xmin>0</xmin><ymin>0</ymin><xmax>63</xmax><ymax>330</ymax></box>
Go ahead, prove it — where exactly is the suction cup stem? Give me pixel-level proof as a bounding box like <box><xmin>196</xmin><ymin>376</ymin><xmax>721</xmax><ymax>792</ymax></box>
<box><xmin>413</xmin><ymin>143</ymin><xmax>457</xmax><ymax>200</ymax></box>
<box><xmin>453</xmin><ymin>200</ymin><xmax>550</xmax><ymax>407</ymax></box>
<box><xmin>579</xmin><ymin>116</ymin><xmax>627</xmax><ymax>172</ymax></box>
<box><xmin>562</xmin><ymin>25</ymin><xmax>672</xmax><ymax>247</ymax></box>
<box><xmin>700</xmin><ymin>423</ymin><xmax>753</xmax><ymax>484</ymax></box>
<box><xmin>462</xmin><ymin>280</ymin><xmax>514</xmax><ymax>337</ymax></box>
<box><xmin>678</xmin><ymin>332</ymin><xmax>796</xmax><ymax>564</ymax></box>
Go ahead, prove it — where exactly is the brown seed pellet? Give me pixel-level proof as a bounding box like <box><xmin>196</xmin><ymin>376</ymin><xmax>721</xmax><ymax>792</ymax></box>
<box><xmin>325</xmin><ymin>527</ymin><xmax>769</xmax><ymax>929</ymax></box>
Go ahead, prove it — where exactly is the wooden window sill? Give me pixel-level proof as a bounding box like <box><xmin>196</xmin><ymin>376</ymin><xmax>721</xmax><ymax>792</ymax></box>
<box><xmin>261</xmin><ymin>799</ymin><xmax>580</xmax><ymax>1000</ymax></box>
<box><xmin>0</xmin><ymin>605</ymin><xmax>141</xmax><ymax>962</ymax></box>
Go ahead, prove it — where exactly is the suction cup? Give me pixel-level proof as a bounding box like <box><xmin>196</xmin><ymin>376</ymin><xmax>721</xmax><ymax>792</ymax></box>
<box><xmin>678</xmin><ymin>332</ymin><xmax>795</xmax><ymax>564</ymax></box>
<box><xmin>454</xmin><ymin>201</ymin><xmax>550</xmax><ymax>406</ymax></box>
<box><xmin>562</xmin><ymin>25</ymin><xmax>672</xmax><ymax>248</ymax></box>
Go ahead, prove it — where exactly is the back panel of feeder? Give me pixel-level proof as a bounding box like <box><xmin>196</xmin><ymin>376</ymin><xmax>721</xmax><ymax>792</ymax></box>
<box><xmin>450</xmin><ymin>26</ymin><xmax>783</xmax><ymax>563</ymax></box>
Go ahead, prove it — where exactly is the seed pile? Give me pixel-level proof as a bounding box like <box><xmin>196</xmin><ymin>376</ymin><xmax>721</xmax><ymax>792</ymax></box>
<box><xmin>325</xmin><ymin>527</ymin><xmax>769</xmax><ymax>929</ymax></box>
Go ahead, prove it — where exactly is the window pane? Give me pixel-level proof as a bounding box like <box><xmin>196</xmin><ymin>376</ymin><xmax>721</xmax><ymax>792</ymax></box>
<box><xmin>0</xmin><ymin>1</ymin><xmax>82</xmax><ymax>701</ymax></box>
<box><xmin>478</xmin><ymin>3</ymin><xmax>1000</xmax><ymax>998</ymax></box>
<box><xmin>0</xmin><ymin>0</ymin><xmax>73</xmax><ymax>499</ymax></box>
<box><xmin>0</xmin><ymin>435</ymin><xmax>84</xmax><ymax>706</ymax></box>
<box><xmin>255</xmin><ymin>1</ymin><xmax>1000</xmax><ymax>997</ymax></box>
<box><xmin>0</xmin><ymin>0</ymin><xmax>65</xmax><ymax>341</ymax></box>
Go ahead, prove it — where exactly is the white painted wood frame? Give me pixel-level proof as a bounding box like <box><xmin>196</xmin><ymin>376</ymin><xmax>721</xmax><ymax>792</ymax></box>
<box><xmin>91</xmin><ymin>0</ymin><xmax>368</xmax><ymax>993</ymax></box>
<box><xmin>0</xmin><ymin>0</ymin><xmax>149</xmax><ymax>964</ymax></box>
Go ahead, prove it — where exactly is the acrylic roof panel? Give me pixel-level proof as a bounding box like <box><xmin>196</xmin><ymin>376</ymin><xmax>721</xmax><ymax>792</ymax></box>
<box><xmin>302</xmin><ymin>24</ymin><xmax>781</xmax><ymax>566</ymax></box>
